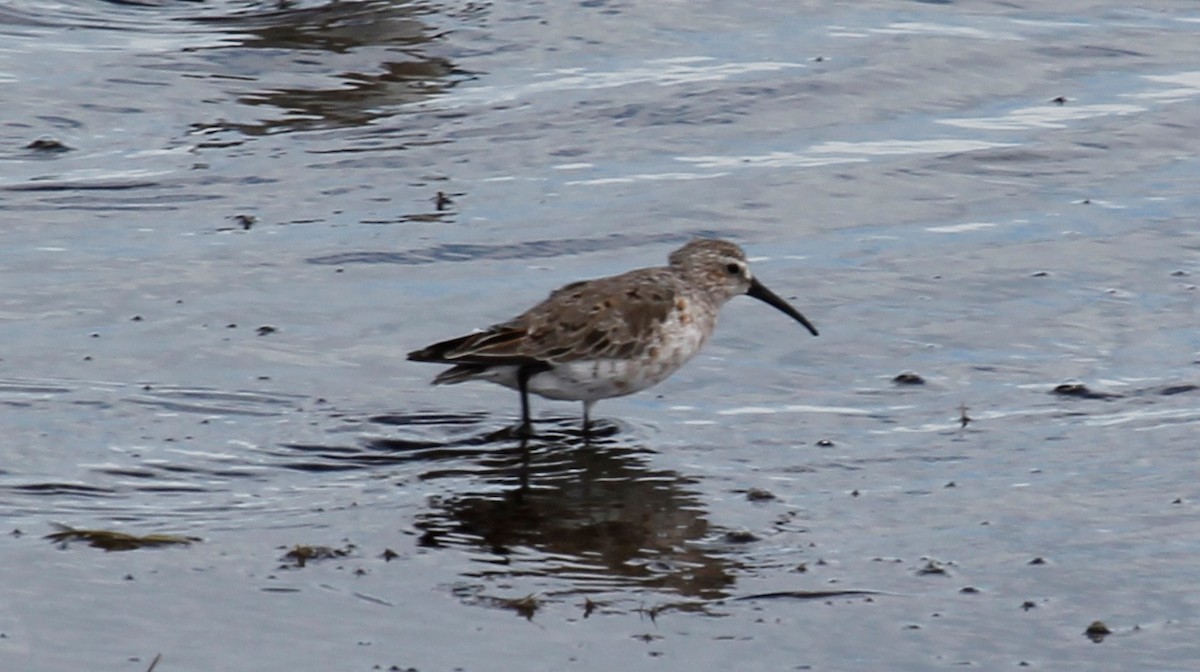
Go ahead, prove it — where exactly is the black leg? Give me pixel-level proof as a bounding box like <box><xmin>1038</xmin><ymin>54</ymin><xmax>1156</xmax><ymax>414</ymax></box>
<box><xmin>581</xmin><ymin>400</ymin><xmax>597</xmax><ymax>444</ymax></box>
<box><xmin>517</xmin><ymin>365</ymin><xmax>534</xmax><ymax>437</ymax></box>
<box><xmin>516</xmin><ymin>430</ymin><xmax>531</xmax><ymax>494</ymax></box>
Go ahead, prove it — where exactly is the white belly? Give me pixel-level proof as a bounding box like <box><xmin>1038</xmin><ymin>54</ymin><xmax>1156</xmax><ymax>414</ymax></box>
<box><xmin>528</xmin><ymin>359</ymin><xmax>670</xmax><ymax>402</ymax></box>
<box><xmin>465</xmin><ymin>312</ymin><xmax>713</xmax><ymax>403</ymax></box>
<box><xmin>528</xmin><ymin>314</ymin><xmax>712</xmax><ymax>402</ymax></box>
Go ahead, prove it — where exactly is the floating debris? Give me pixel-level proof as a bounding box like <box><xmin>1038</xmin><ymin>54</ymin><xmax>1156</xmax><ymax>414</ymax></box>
<box><xmin>1084</xmin><ymin>620</ymin><xmax>1112</xmax><ymax>643</ymax></box>
<box><xmin>634</xmin><ymin>602</ymin><xmax>678</xmax><ymax>623</ymax></box>
<box><xmin>745</xmin><ymin>487</ymin><xmax>776</xmax><ymax>502</ymax></box>
<box><xmin>735</xmin><ymin>589</ymin><xmax>882</xmax><ymax>601</ymax></box>
<box><xmin>477</xmin><ymin>593</ymin><xmax>540</xmax><ymax>621</ymax></box>
<box><xmin>893</xmin><ymin>371</ymin><xmax>925</xmax><ymax>385</ymax></box>
<box><xmin>45</xmin><ymin>524</ymin><xmax>200</xmax><ymax>551</ymax></box>
<box><xmin>916</xmin><ymin>559</ymin><xmax>950</xmax><ymax>576</ymax></box>
<box><xmin>504</xmin><ymin>594</ymin><xmax>540</xmax><ymax>620</ymax></box>
<box><xmin>581</xmin><ymin>597</ymin><xmax>604</xmax><ymax>618</ymax></box>
<box><xmin>723</xmin><ymin>530</ymin><xmax>759</xmax><ymax>544</ymax></box>
<box><xmin>279</xmin><ymin>543</ymin><xmax>354</xmax><ymax>568</ymax></box>
<box><xmin>1052</xmin><ymin>383</ymin><xmax>1122</xmax><ymax>400</ymax></box>
<box><xmin>26</xmin><ymin>137</ymin><xmax>71</xmax><ymax>152</ymax></box>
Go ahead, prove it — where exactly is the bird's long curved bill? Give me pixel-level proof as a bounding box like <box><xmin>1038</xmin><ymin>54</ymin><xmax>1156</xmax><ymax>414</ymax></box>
<box><xmin>747</xmin><ymin>278</ymin><xmax>819</xmax><ymax>336</ymax></box>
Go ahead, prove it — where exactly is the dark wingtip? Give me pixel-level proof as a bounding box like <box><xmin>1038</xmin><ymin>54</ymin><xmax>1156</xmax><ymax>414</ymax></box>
<box><xmin>407</xmin><ymin>333</ymin><xmax>478</xmax><ymax>363</ymax></box>
<box><xmin>408</xmin><ymin>345</ymin><xmax>460</xmax><ymax>363</ymax></box>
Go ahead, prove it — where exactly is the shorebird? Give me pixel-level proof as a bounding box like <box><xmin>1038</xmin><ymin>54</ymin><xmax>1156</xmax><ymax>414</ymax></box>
<box><xmin>407</xmin><ymin>238</ymin><xmax>818</xmax><ymax>433</ymax></box>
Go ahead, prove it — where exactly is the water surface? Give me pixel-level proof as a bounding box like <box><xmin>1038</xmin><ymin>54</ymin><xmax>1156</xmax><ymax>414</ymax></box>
<box><xmin>3</xmin><ymin>1</ymin><xmax>1200</xmax><ymax>670</ymax></box>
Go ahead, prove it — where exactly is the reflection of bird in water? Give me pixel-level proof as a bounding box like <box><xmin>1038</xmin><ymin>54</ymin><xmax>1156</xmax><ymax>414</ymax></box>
<box><xmin>408</xmin><ymin>239</ymin><xmax>818</xmax><ymax>433</ymax></box>
<box><xmin>413</xmin><ymin>437</ymin><xmax>734</xmax><ymax>600</ymax></box>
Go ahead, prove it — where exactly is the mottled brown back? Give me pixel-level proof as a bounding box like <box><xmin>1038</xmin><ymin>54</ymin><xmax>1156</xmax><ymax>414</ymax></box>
<box><xmin>408</xmin><ymin>266</ymin><xmax>681</xmax><ymax>365</ymax></box>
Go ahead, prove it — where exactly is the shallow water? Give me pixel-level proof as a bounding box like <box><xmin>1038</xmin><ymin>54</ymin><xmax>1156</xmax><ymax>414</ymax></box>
<box><xmin>3</xmin><ymin>1</ymin><xmax>1200</xmax><ymax>670</ymax></box>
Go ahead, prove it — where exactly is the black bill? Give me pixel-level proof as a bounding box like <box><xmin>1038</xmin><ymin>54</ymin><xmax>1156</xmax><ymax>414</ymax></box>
<box><xmin>747</xmin><ymin>277</ymin><xmax>819</xmax><ymax>336</ymax></box>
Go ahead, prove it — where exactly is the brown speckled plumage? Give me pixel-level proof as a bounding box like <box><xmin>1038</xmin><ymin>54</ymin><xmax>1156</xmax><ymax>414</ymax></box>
<box><xmin>408</xmin><ymin>239</ymin><xmax>818</xmax><ymax>433</ymax></box>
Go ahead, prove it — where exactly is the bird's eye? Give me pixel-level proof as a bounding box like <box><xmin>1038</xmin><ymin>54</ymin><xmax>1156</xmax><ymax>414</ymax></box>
<box><xmin>725</xmin><ymin>263</ymin><xmax>740</xmax><ymax>275</ymax></box>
